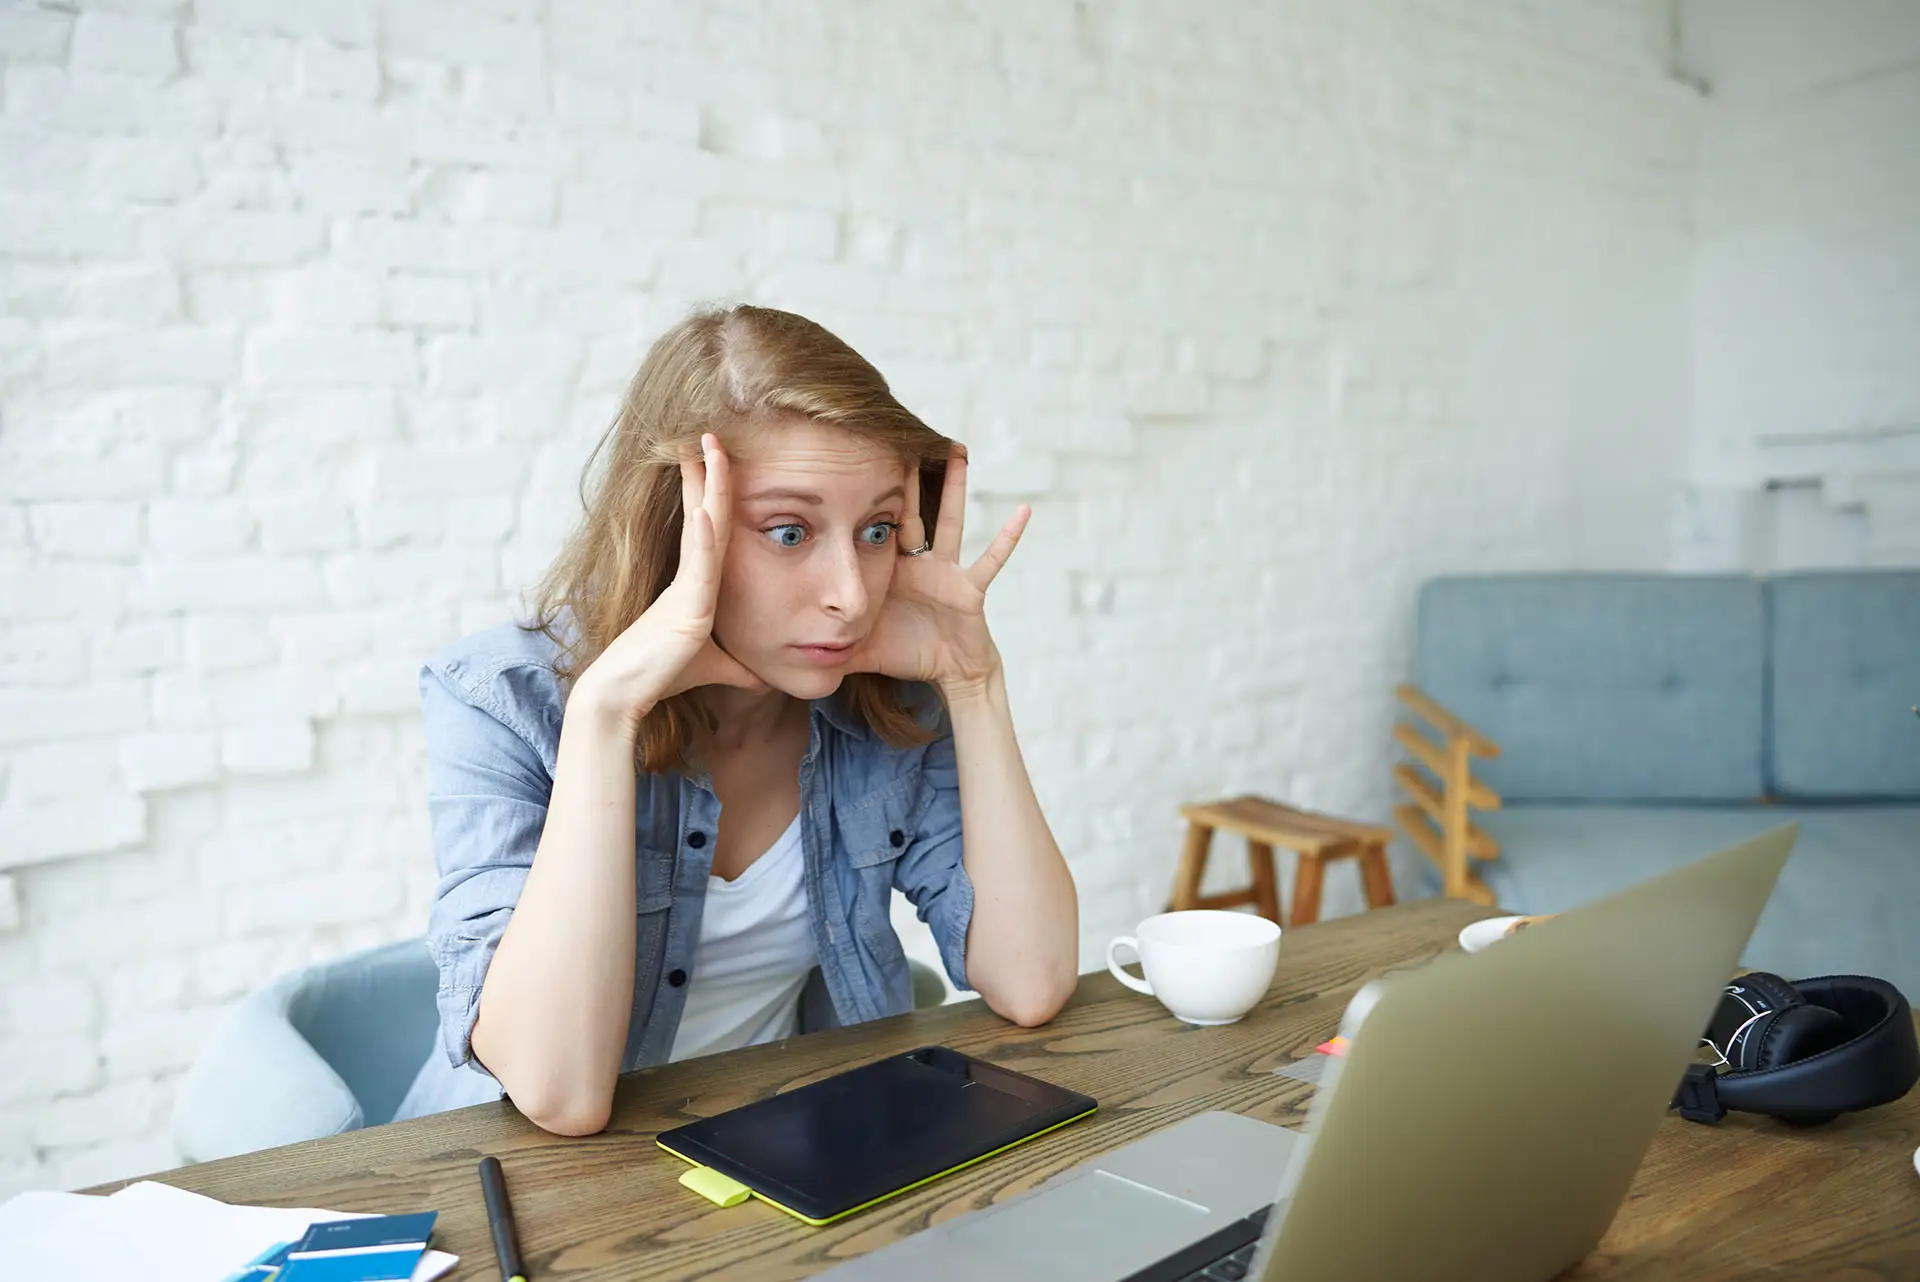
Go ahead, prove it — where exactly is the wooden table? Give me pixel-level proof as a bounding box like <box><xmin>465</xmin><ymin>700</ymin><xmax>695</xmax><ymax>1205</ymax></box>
<box><xmin>98</xmin><ymin>900</ymin><xmax>1920</xmax><ymax>1280</ymax></box>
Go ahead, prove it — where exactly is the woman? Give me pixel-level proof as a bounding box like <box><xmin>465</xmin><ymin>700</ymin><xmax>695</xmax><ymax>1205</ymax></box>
<box><xmin>394</xmin><ymin>305</ymin><xmax>1079</xmax><ymax>1133</ymax></box>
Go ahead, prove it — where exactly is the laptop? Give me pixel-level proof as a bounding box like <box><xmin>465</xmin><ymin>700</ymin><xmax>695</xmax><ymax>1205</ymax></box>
<box><xmin>818</xmin><ymin>822</ymin><xmax>1797</xmax><ymax>1282</ymax></box>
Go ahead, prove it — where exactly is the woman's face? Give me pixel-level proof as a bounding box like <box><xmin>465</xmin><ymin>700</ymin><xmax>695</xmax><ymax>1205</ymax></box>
<box><xmin>713</xmin><ymin>418</ymin><xmax>913</xmax><ymax>700</ymax></box>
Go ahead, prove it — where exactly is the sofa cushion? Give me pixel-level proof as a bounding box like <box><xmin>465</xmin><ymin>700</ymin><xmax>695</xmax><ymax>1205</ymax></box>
<box><xmin>1768</xmin><ymin>571</ymin><xmax>1920</xmax><ymax>800</ymax></box>
<box><xmin>1416</xmin><ymin>803</ymin><xmax>1920</xmax><ymax>999</ymax></box>
<box><xmin>1414</xmin><ymin>575</ymin><xmax>1766</xmax><ymax>802</ymax></box>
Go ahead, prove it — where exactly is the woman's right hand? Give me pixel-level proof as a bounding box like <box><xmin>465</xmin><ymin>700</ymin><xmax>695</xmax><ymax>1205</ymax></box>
<box><xmin>571</xmin><ymin>433</ymin><xmax>767</xmax><ymax>733</ymax></box>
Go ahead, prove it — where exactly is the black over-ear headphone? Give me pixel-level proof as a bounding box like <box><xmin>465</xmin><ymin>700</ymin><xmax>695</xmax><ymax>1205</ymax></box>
<box><xmin>1672</xmin><ymin>972</ymin><xmax>1920</xmax><ymax>1125</ymax></box>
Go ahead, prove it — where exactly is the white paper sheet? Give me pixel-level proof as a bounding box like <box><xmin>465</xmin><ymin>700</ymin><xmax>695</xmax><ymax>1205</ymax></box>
<box><xmin>0</xmin><ymin>1179</ymin><xmax>457</xmax><ymax>1282</ymax></box>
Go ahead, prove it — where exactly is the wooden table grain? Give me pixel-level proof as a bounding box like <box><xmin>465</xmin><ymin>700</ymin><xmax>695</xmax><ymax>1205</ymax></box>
<box><xmin>98</xmin><ymin>899</ymin><xmax>1920</xmax><ymax>1280</ymax></box>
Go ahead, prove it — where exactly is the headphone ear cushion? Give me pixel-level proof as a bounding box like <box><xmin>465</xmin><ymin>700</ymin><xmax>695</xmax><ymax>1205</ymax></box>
<box><xmin>1750</xmin><ymin>1003</ymin><xmax>1850</xmax><ymax>1071</ymax></box>
<box><xmin>1714</xmin><ymin>972</ymin><xmax>1808</xmax><ymax>1068</ymax></box>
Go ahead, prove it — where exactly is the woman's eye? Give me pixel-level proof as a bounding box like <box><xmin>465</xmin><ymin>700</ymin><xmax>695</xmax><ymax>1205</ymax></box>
<box><xmin>765</xmin><ymin>524</ymin><xmax>806</xmax><ymax>548</ymax></box>
<box><xmin>860</xmin><ymin>522</ymin><xmax>897</xmax><ymax>547</ymax></box>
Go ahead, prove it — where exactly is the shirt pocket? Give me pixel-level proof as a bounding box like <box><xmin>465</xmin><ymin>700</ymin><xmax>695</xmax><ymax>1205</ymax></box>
<box><xmin>839</xmin><ymin>773</ymin><xmax>927</xmax><ymax>953</ymax></box>
<box><xmin>635</xmin><ymin>843</ymin><xmax>677</xmax><ymax>912</ymax></box>
<box><xmin>633</xmin><ymin>845</ymin><xmax>676</xmax><ymax>959</ymax></box>
<box><xmin>621</xmin><ymin>847</ymin><xmax>680</xmax><ymax>1072</ymax></box>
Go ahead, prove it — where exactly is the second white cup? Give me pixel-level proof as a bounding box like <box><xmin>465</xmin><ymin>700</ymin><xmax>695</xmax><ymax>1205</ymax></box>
<box><xmin>1105</xmin><ymin>909</ymin><xmax>1282</xmax><ymax>1025</ymax></box>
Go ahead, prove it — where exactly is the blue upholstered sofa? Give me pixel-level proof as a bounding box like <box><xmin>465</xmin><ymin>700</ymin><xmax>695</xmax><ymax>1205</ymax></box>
<box><xmin>1398</xmin><ymin>571</ymin><xmax>1920</xmax><ymax>995</ymax></box>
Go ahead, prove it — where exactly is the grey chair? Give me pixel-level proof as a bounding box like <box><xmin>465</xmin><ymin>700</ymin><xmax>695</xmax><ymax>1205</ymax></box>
<box><xmin>173</xmin><ymin>938</ymin><xmax>441</xmax><ymax>1162</ymax></box>
<box><xmin>174</xmin><ymin>937</ymin><xmax>951</xmax><ymax>1161</ymax></box>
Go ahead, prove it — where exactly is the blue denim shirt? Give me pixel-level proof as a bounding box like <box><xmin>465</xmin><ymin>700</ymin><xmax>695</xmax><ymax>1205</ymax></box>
<box><xmin>393</xmin><ymin>619</ymin><xmax>975</xmax><ymax>1121</ymax></box>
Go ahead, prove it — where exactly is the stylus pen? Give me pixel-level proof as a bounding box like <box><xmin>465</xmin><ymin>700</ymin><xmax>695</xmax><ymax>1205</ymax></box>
<box><xmin>478</xmin><ymin>1154</ymin><xmax>529</xmax><ymax>1282</ymax></box>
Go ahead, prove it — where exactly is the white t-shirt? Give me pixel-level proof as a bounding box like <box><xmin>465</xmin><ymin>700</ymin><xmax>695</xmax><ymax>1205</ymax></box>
<box><xmin>668</xmin><ymin>813</ymin><xmax>818</xmax><ymax>1062</ymax></box>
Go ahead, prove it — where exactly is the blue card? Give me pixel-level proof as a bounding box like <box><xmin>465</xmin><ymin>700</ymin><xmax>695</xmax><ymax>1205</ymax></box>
<box><xmin>276</xmin><ymin>1251</ymin><xmax>424</xmax><ymax>1282</ymax></box>
<box><xmin>274</xmin><ymin>1212</ymin><xmax>439</xmax><ymax>1282</ymax></box>
<box><xmin>221</xmin><ymin>1240</ymin><xmax>292</xmax><ymax>1282</ymax></box>
<box><xmin>296</xmin><ymin>1213</ymin><xmax>438</xmax><ymax>1253</ymax></box>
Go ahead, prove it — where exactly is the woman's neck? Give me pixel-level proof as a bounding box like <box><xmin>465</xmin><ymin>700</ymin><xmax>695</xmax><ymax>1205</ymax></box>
<box><xmin>697</xmin><ymin>686</ymin><xmax>806</xmax><ymax>756</ymax></box>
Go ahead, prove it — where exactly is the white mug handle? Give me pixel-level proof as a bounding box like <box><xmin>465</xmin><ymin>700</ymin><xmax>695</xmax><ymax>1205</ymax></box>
<box><xmin>1106</xmin><ymin>936</ymin><xmax>1154</xmax><ymax>996</ymax></box>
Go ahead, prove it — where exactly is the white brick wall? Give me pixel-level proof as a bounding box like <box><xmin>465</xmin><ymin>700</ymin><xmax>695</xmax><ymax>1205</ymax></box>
<box><xmin>1675</xmin><ymin>0</ymin><xmax>1920</xmax><ymax>569</ymax></box>
<box><xmin>2</xmin><ymin>0</ymin><xmax>1705</xmax><ymax>1192</ymax></box>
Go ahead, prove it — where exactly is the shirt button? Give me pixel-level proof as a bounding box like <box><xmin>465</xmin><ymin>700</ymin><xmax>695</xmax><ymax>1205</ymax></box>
<box><xmin>889</xmin><ymin>829</ymin><xmax>905</xmax><ymax>847</ymax></box>
<box><xmin>686</xmin><ymin>831</ymin><xmax>707</xmax><ymax>849</ymax></box>
<box><xmin>668</xmin><ymin>968</ymin><xmax>688</xmax><ymax>987</ymax></box>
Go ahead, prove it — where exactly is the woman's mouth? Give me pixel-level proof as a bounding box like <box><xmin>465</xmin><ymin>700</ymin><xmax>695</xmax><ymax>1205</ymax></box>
<box><xmin>793</xmin><ymin>641</ymin><xmax>854</xmax><ymax>667</ymax></box>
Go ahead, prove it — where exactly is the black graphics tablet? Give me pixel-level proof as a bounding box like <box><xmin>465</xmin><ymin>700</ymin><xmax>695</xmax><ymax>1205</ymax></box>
<box><xmin>656</xmin><ymin>1045</ymin><xmax>1098</xmax><ymax>1225</ymax></box>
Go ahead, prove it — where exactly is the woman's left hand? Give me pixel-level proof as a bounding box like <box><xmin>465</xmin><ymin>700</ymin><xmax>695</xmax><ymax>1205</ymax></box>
<box><xmin>846</xmin><ymin>444</ymin><xmax>1029</xmax><ymax>698</ymax></box>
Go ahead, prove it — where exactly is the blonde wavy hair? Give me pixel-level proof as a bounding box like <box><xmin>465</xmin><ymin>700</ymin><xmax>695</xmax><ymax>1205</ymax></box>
<box><xmin>527</xmin><ymin>305</ymin><xmax>953</xmax><ymax>774</ymax></box>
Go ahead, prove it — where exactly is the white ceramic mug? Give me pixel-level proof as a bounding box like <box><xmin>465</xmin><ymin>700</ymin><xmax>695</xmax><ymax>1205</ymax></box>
<box><xmin>1105</xmin><ymin>910</ymin><xmax>1282</xmax><ymax>1025</ymax></box>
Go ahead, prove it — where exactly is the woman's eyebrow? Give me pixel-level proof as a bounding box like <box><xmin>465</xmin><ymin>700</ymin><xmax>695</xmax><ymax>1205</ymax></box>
<box><xmin>741</xmin><ymin>487</ymin><xmax>823</xmax><ymax>505</ymax></box>
<box><xmin>742</xmin><ymin>485</ymin><xmax>906</xmax><ymax>507</ymax></box>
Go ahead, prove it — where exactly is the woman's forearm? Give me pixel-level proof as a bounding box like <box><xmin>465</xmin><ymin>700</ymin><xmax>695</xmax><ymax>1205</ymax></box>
<box><xmin>468</xmin><ymin>677</ymin><xmax>640</xmax><ymax>1135</ymax></box>
<box><xmin>943</xmin><ymin>668</ymin><xmax>1079</xmax><ymax>1026</ymax></box>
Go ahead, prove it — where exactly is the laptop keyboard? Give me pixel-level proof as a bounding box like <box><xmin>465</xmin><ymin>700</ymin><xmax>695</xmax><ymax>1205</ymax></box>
<box><xmin>1119</xmin><ymin>1202</ymin><xmax>1275</xmax><ymax>1282</ymax></box>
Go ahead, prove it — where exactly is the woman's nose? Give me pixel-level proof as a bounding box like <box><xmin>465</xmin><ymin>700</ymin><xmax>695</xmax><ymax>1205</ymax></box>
<box><xmin>818</xmin><ymin>542</ymin><xmax>869</xmax><ymax>618</ymax></box>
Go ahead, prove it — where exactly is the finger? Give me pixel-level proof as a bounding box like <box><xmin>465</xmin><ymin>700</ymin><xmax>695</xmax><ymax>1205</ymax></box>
<box><xmin>678</xmin><ymin>456</ymin><xmax>701</xmax><ymax>564</ymax></box>
<box><xmin>931</xmin><ymin>443</ymin><xmax>967</xmax><ymax>561</ymax></box>
<box><xmin>680</xmin><ymin>505</ymin><xmax>721</xmax><ymax>609</ymax></box>
<box><xmin>701</xmin><ymin>433</ymin><xmax>731</xmax><ymax>548</ymax></box>
<box><xmin>968</xmin><ymin>503</ymin><xmax>1029</xmax><ymax>589</ymax></box>
<box><xmin>899</xmin><ymin>456</ymin><xmax>927</xmax><ymax>554</ymax></box>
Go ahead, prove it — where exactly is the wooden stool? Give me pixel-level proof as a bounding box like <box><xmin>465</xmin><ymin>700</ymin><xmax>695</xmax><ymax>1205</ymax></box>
<box><xmin>1172</xmin><ymin>796</ymin><xmax>1397</xmax><ymax>926</ymax></box>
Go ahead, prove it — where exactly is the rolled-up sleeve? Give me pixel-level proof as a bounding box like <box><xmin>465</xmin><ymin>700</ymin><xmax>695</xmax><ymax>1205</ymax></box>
<box><xmin>419</xmin><ymin>660</ymin><xmax>553</xmax><ymax>1070</ymax></box>
<box><xmin>894</xmin><ymin>721</ymin><xmax>974</xmax><ymax>992</ymax></box>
